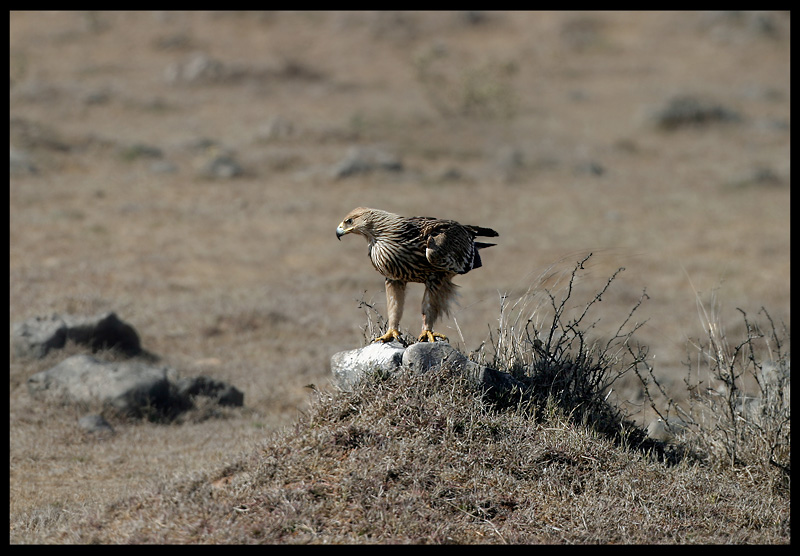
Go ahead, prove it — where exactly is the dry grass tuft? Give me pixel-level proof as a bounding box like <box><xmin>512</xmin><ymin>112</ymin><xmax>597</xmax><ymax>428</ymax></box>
<box><xmin>635</xmin><ymin>289</ymin><xmax>790</xmax><ymax>483</ymax></box>
<box><xmin>63</xmin><ymin>362</ymin><xmax>789</xmax><ymax>544</ymax></box>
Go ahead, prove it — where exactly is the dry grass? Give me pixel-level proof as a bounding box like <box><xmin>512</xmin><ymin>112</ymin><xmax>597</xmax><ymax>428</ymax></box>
<box><xmin>49</xmin><ymin>364</ymin><xmax>789</xmax><ymax>543</ymax></box>
<box><xmin>10</xmin><ymin>11</ymin><xmax>789</xmax><ymax>543</ymax></box>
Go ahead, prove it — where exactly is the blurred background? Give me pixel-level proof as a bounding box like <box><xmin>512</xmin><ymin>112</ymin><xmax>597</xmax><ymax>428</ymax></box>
<box><xmin>9</xmin><ymin>9</ymin><xmax>790</xmax><ymax>482</ymax></box>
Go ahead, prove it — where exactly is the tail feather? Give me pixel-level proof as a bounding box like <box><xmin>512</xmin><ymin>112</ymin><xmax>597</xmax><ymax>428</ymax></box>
<box><xmin>468</xmin><ymin>225</ymin><xmax>499</xmax><ymax>238</ymax></box>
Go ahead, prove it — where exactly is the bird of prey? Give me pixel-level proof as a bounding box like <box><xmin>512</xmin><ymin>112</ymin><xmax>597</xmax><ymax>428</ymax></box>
<box><xmin>336</xmin><ymin>207</ymin><xmax>498</xmax><ymax>343</ymax></box>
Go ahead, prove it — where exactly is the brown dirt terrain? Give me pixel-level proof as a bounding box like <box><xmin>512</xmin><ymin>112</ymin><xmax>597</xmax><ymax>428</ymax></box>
<box><xmin>9</xmin><ymin>11</ymin><xmax>789</xmax><ymax>543</ymax></box>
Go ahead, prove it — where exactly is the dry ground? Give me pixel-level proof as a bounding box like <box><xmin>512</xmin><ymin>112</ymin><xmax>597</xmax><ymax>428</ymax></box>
<box><xmin>9</xmin><ymin>11</ymin><xmax>790</xmax><ymax>543</ymax></box>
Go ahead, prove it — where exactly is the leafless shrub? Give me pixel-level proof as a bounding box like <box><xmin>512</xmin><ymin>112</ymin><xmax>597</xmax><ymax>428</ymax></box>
<box><xmin>478</xmin><ymin>253</ymin><xmax>655</xmax><ymax>448</ymax></box>
<box><xmin>634</xmin><ymin>288</ymin><xmax>790</xmax><ymax>483</ymax></box>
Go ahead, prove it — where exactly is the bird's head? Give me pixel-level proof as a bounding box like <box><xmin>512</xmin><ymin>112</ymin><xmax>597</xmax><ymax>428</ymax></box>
<box><xmin>336</xmin><ymin>207</ymin><xmax>378</xmax><ymax>241</ymax></box>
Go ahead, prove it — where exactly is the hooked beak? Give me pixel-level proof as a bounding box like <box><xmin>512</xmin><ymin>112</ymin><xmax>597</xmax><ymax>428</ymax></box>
<box><xmin>336</xmin><ymin>223</ymin><xmax>347</xmax><ymax>240</ymax></box>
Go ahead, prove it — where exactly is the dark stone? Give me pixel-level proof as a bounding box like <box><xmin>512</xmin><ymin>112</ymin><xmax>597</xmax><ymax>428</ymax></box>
<box><xmin>175</xmin><ymin>375</ymin><xmax>244</xmax><ymax>406</ymax></box>
<box><xmin>12</xmin><ymin>312</ymin><xmax>144</xmax><ymax>359</ymax></box>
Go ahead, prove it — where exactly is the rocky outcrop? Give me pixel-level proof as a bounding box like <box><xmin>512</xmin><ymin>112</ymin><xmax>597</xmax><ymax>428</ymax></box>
<box><xmin>27</xmin><ymin>354</ymin><xmax>244</xmax><ymax>420</ymax></box>
<box><xmin>331</xmin><ymin>341</ymin><xmax>526</xmax><ymax>398</ymax></box>
<box><xmin>14</xmin><ymin>312</ymin><xmax>244</xmax><ymax>422</ymax></box>
<box><xmin>330</xmin><ymin>341</ymin><xmax>406</xmax><ymax>390</ymax></box>
<box><xmin>12</xmin><ymin>312</ymin><xmax>144</xmax><ymax>359</ymax></box>
<box><xmin>403</xmin><ymin>342</ymin><xmax>526</xmax><ymax>395</ymax></box>
<box><xmin>28</xmin><ymin>354</ymin><xmax>186</xmax><ymax>418</ymax></box>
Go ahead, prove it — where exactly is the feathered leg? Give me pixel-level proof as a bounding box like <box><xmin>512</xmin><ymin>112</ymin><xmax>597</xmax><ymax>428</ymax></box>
<box><xmin>419</xmin><ymin>276</ymin><xmax>457</xmax><ymax>342</ymax></box>
<box><xmin>374</xmin><ymin>278</ymin><xmax>405</xmax><ymax>343</ymax></box>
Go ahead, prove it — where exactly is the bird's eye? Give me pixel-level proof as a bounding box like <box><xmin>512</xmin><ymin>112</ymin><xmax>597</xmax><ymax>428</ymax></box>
<box><xmin>345</xmin><ymin>218</ymin><xmax>353</xmax><ymax>225</ymax></box>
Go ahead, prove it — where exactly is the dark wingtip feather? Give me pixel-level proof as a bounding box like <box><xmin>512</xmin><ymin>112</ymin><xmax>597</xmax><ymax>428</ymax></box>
<box><xmin>470</xmin><ymin>226</ymin><xmax>499</xmax><ymax>238</ymax></box>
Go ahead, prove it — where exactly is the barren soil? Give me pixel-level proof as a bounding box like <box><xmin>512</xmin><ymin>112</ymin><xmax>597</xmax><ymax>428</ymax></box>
<box><xmin>9</xmin><ymin>11</ymin><xmax>789</xmax><ymax>542</ymax></box>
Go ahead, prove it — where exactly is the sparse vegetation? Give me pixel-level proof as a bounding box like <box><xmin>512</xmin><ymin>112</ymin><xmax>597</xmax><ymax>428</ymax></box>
<box><xmin>481</xmin><ymin>254</ymin><xmax>650</xmax><ymax>439</ymax></box>
<box><xmin>10</xmin><ymin>11</ymin><xmax>789</xmax><ymax>544</ymax></box>
<box><xmin>34</xmin><ymin>257</ymin><xmax>789</xmax><ymax>543</ymax></box>
<box><xmin>635</xmin><ymin>296</ymin><xmax>790</xmax><ymax>481</ymax></box>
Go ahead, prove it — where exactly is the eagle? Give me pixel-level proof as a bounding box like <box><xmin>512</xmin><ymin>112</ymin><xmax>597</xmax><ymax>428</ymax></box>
<box><xmin>336</xmin><ymin>207</ymin><xmax>498</xmax><ymax>343</ymax></box>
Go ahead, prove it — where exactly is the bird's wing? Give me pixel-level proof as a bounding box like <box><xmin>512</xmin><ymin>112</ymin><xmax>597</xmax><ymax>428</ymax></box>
<box><xmin>420</xmin><ymin>220</ymin><xmax>477</xmax><ymax>274</ymax></box>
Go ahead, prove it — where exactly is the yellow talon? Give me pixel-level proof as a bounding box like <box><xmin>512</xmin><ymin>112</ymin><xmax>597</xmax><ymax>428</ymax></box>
<box><xmin>373</xmin><ymin>329</ymin><xmax>402</xmax><ymax>343</ymax></box>
<box><xmin>418</xmin><ymin>330</ymin><xmax>448</xmax><ymax>343</ymax></box>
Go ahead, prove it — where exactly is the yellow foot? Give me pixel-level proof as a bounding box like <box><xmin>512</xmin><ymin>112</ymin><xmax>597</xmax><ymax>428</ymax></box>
<box><xmin>418</xmin><ymin>330</ymin><xmax>448</xmax><ymax>343</ymax></box>
<box><xmin>373</xmin><ymin>329</ymin><xmax>402</xmax><ymax>343</ymax></box>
